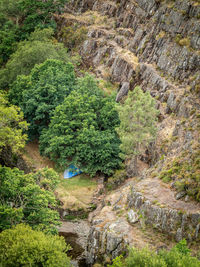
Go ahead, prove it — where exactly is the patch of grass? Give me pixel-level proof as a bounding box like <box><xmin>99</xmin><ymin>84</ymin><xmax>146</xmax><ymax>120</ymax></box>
<box><xmin>64</xmin><ymin>212</ymin><xmax>88</xmax><ymax>221</ymax></box>
<box><xmin>60</xmin><ymin>174</ymin><xmax>97</xmax><ymax>191</ymax></box>
<box><xmin>56</xmin><ymin>174</ymin><xmax>98</xmax><ymax>210</ymax></box>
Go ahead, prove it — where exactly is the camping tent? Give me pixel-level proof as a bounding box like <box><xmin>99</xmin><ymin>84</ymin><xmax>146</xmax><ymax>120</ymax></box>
<box><xmin>63</xmin><ymin>165</ymin><xmax>82</xmax><ymax>179</ymax></box>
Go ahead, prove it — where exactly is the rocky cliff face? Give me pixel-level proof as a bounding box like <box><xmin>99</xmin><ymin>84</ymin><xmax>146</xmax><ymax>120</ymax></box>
<box><xmin>57</xmin><ymin>0</ymin><xmax>200</xmax><ymax>265</ymax></box>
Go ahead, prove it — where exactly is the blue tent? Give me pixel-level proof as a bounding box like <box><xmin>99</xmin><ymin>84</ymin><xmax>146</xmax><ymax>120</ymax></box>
<box><xmin>63</xmin><ymin>165</ymin><xmax>82</xmax><ymax>179</ymax></box>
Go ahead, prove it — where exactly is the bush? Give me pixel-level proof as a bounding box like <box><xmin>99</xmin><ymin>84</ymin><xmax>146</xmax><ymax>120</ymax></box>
<box><xmin>0</xmin><ymin>224</ymin><xmax>71</xmax><ymax>267</ymax></box>
<box><xmin>0</xmin><ymin>166</ymin><xmax>61</xmax><ymax>233</ymax></box>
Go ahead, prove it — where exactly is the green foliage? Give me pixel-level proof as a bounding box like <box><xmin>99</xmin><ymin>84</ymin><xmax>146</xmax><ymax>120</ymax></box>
<box><xmin>116</xmin><ymin>86</ymin><xmax>159</xmax><ymax>172</ymax></box>
<box><xmin>117</xmin><ymin>86</ymin><xmax>159</xmax><ymax>156</ymax></box>
<box><xmin>0</xmin><ymin>224</ymin><xmax>71</xmax><ymax>267</ymax></box>
<box><xmin>9</xmin><ymin>59</ymin><xmax>76</xmax><ymax>138</ymax></box>
<box><xmin>0</xmin><ymin>15</ymin><xmax>19</xmax><ymax>64</ymax></box>
<box><xmin>0</xmin><ymin>205</ymin><xmax>23</xmax><ymax>230</ymax></box>
<box><xmin>0</xmin><ymin>166</ymin><xmax>60</xmax><ymax>233</ymax></box>
<box><xmin>159</xmin><ymin>239</ymin><xmax>199</xmax><ymax>267</ymax></box>
<box><xmin>40</xmin><ymin>75</ymin><xmax>122</xmax><ymax>176</ymax></box>
<box><xmin>107</xmin><ymin>255</ymin><xmax>124</xmax><ymax>267</ymax></box>
<box><xmin>0</xmin><ymin>93</ymin><xmax>28</xmax><ymax>154</ymax></box>
<box><xmin>0</xmin><ymin>0</ymin><xmax>66</xmax><ymax>37</ymax></box>
<box><xmin>125</xmin><ymin>247</ymin><xmax>166</xmax><ymax>267</ymax></box>
<box><xmin>109</xmin><ymin>240</ymin><xmax>200</xmax><ymax>267</ymax></box>
<box><xmin>0</xmin><ymin>28</ymin><xmax>69</xmax><ymax>89</ymax></box>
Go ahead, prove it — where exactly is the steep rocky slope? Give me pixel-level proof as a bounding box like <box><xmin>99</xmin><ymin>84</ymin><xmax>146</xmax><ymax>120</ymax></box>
<box><xmin>55</xmin><ymin>0</ymin><xmax>200</xmax><ymax>265</ymax></box>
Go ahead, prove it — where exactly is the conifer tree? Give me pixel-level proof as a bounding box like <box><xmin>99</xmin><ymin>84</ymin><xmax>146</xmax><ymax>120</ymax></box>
<box><xmin>116</xmin><ymin>86</ymin><xmax>159</xmax><ymax>174</ymax></box>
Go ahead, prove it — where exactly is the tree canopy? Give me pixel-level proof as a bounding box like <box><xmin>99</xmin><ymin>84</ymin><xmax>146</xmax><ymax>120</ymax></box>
<box><xmin>116</xmin><ymin>86</ymin><xmax>159</xmax><ymax>173</ymax></box>
<box><xmin>0</xmin><ymin>28</ymin><xmax>69</xmax><ymax>89</ymax></box>
<box><xmin>0</xmin><ymin>0</ymin><xmax>66</xmax><ymax>37</ymax></box>
<box><xmin>9</xmin><ymin>59</ymin><xmax>76</xmax><ymax>138</ymax></box>
<box><xmin>0</xmin><ymin>93</ymin><xmax>27</xmax><ymax>154</ymax></box>
<box><xmin>0</xmin><ymin>224</ymin><xmax>71</xmax><ymax>267</ymax></box>
<box><xmin>0</xmin><ymin>166</ymin><xmax>60</xmax><ymax>233</ymax></box>
<box><xmin>0</xmin><ymin>15</ymin><xmax>19</xmax><ymax>64</ymax></box>
<box><xmin>40</xmin><ymin>75</ymin><xmax>122</xmax><ymax>176</ymax></box>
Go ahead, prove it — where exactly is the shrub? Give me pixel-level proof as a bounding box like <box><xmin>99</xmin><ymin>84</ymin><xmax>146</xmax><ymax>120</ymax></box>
<box><xmin>0</xmin><ymin>224</ymin><xmax>71</xmax><ymax>267</ymax></box>
<box><xmin>109</xmin><ymin>240</ymin><xmax>200</xmax><ymax>267</ymax></box>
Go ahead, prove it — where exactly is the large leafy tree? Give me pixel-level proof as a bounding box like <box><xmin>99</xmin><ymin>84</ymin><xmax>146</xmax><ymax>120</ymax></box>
<box><xmin>0</xmin><ymin>224</ymin><xmax>71</xmax><ymax>267</ymax></box>
<box><xmin>116</xmin><ymin>86</ymin><xmax>159</xmax><ymax>174</ymax></box>
<box><xmin>0</xmin><ymin>167</ymin><xmax>60</xmax><ymax>233</ymax></box>
<box><xmin>9</xmin><ymin>59</ymin><xmax>76</xmax><ymax>138</ymax></box>
<box><xmin>0</xmin><ymin>28</ymin><xmax>69</xmax><ymax>89</ymax></box>
<box><xmin>40</xmin><ymin>75</ymin><xmax>122</xmax><ymax>176</ymax></box>
<box><xmin>0</xmin><ymin>93</ymin><xmax>27</xmax><ymax>154</ymax></box>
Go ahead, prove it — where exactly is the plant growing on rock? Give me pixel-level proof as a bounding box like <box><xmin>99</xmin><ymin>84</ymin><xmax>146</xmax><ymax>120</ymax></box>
<box><xmin>116</xmin><ymin>86</ymin><xmax>159</xmax><ymax>174</ymax></box>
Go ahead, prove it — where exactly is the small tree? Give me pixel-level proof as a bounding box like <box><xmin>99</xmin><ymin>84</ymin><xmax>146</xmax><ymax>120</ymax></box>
<box><xmin>116</xmin><ymin>86</ymin><xmax>159</xmax><ymax>174</ymax></box>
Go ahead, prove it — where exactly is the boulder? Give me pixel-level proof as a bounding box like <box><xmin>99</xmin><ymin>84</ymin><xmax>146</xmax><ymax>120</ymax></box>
<box><xmin>127</xmin><ymin>209</ymin><xmax>139</xmax><ymax>224</ymax></box>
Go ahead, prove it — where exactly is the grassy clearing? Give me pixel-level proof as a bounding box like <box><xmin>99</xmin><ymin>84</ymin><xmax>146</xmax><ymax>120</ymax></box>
<box><xmin>56</xmin><ymin>174</ymin><xmax>98</xmax><ymax>211</ymax></box>
<box><xmin>60</xmin><ymin>174</ymin><xmax>97</xmax><ymax>190</ymax></box>
<box><xmin>22</xmin><ymin>142</ymin><xmax>98</xmax><ymax>211</ymax></box>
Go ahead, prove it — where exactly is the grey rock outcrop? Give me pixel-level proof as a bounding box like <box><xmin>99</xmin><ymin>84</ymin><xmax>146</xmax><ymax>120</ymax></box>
<box><xmin>116</xmin><ymin>82</ymin><xmax>130</xmax><ymax>102</ymax></box>
<box><xmin>127</xmin><ymin>186</ymin><xmax>200</xmax><ymax>242</ymax></box>
<box><xmin>86</xmin><ymin>220</ymin><xmax>128</xmax><ymax>265</ymax></box>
